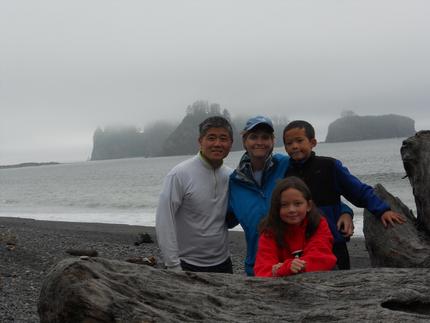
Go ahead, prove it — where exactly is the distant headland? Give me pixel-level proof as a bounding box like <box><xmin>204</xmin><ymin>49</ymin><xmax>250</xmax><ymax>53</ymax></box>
<box><xmin>90</xmin><ymin>100</ymin><xmax>288</xmax><ymax>161</ymax></box>
<box><xmin>88</xmin><ymin>103</ymin><xmax>417</xmax><ymax>161</ymax></box>
<box><xmin>0</xmin><ymin>162</ymin><xmax>60</xmax><ymax>169</ymax></box>
<box><xmin>325</xmin><ymin>113</ymin><xmax>415</xmax><ymax>143</ymax></box>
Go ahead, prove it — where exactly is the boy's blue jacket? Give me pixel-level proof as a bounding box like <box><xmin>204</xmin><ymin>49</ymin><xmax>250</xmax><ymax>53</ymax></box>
<box><xmin>285</xmin><ymin>151</ymin><xmax>391</xmax><ymax>244</ymax></box>
<box><xmin>228</xmin><ymin>152</ymin><xmax>353</xmax><ymax>276</ymax></box>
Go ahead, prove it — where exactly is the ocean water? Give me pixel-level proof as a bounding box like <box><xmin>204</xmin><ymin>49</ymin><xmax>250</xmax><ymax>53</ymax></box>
<box><xmin>0</xmin><ymin>138</ymin><xmax>415</xmax><ymax>237</ymax></box>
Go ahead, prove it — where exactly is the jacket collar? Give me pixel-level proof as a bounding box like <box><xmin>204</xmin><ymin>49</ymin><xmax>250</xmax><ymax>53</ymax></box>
<box><xmin>198</xmin><ymin>151</ymin><xmax>223</xmax><ymax>170</ymax></box>
<box><xmin>290</xmin><ymin>151</ymin><xmax>316</xmax><ymax>169</ymax></box>
<box><xmin>286</xmin><ymin>215</ymin><xmax>309</xmax><ymax>233</ymax></box>
<box><xmin>233</xmin><ymin>152</ymin><xmax>275</xmax><ymax>186</ymax></box>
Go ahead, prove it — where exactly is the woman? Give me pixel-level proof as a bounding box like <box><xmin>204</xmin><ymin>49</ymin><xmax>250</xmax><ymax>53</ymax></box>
<box><xmin>228</xmin><ymin>116</ymin><xmax>290</xmax><ymax>276</ymax></box>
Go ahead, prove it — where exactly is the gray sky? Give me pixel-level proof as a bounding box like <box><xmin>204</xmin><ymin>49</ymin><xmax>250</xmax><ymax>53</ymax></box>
<box><xmin>1</xmin><ymin>0</ymin><xmax>429</xmax><ymax>164</ymax></box>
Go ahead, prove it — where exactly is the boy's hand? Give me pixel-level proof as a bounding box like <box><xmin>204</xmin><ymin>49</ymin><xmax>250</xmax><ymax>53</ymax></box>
<box><xmin>290</xmin><ymin>258</ymin><xmax>306</xmax><ymax>274</ymax></box>
<box><xmin>381</xmin><ymin>211</ymin><xmax>406</xmax><ymax>228</ymax></box>
<box><xmin>337</xmin><ymin>213</ymin><xmax>354</xmax><ymax>238</ymax></box>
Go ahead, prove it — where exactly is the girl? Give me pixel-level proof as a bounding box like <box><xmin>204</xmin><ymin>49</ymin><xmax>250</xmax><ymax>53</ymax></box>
<box><xmin>254</xmin><ymin>176</ymin><xmax>337</xmax><ymax>277</ymax></box>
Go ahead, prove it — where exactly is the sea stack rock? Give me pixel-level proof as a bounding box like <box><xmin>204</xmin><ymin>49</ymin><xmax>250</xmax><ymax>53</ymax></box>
<box><xmin>325</xmin><ymin>114</ymin><xmax>415</xmax><ymax>143</ymax></box>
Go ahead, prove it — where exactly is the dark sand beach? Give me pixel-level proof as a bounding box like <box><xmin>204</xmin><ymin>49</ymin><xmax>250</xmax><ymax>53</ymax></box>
<box><xmin>0</xmin><ymin>217</ymin><xmax>370</xmax><ymax>322</ymax></box>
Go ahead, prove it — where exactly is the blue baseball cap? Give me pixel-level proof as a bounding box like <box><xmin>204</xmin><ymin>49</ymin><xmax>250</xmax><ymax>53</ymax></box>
<box><xmin>243</xmin><ymin>115</ymin><xmax>274</xmax><ymax>133</ymax></box>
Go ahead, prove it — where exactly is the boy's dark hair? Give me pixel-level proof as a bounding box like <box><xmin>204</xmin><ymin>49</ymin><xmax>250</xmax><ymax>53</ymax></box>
<box><xmin>199</xmin><ymin>116</ymin><xmax>233</xmax><ymax>140</ymax></box>
<box><xmin>283</xmin><ymin>120</ymin><xmax>315</xmax><ymax>143</ymax></box>
<box><xmin>259</xmin><ymin>176</ymin><xmax>321</xmax><ymax>247</ymax></box>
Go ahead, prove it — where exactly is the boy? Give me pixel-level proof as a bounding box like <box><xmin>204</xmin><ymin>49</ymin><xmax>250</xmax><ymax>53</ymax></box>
<box><xmin>283</xmin><ymin>120</ymin><xmax>405</xmax><ymax>269</ymax></box>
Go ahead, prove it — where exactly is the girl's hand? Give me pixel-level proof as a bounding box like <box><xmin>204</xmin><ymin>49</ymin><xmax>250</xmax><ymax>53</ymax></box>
<box><xmin>272</xmin><ymin>263</ymin><xmax>283</xmax><ymax>276</ymax></box>
<box><xmin>290</xmin><ymin>259</ymin><xmax>306</xmax><ymax>274</ymax></box>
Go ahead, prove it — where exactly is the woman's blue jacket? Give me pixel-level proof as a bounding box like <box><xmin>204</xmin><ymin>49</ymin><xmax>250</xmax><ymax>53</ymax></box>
<box><xmin>228</xmin><ymin>153</ymin><xmax>290</xmax><ymax>276</ymax></box>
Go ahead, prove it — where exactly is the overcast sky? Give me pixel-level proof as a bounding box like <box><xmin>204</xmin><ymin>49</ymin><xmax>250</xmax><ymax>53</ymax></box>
<box><xmin>1</xmin><ymin>0</ymin><xmax>429</xmax><ymax>164</ymax></box>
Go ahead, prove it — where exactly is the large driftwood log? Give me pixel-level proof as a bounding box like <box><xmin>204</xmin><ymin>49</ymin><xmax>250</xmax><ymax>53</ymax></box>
<box><xmin>401</xmin><ymin>131</ymin><xmax>430</xmax><ymax>234</ymax></box>
<box><xmin>363</xmin><ymin>131</ymin><xmax>430</xmax><ymax>267</ymax></box>
<box><xmin>38</xmin><ymin>257</ymin><xmax>430</xmax><ymax>322</ymax></box>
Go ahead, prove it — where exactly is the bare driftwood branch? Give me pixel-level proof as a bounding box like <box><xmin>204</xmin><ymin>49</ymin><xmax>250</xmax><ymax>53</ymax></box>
<box><xmin>401</xmin><ymin>131</ymin><xmax>430</xmax><ymax>234</ymax></box>
<box><xmin>65</xmin><ymin>249</ymin><xmax>98</xmax><ymax>257</ymax></box>
<box><xmin>363</xmin><ymin>131</ymin><xmax>430</xmax><ymax>267</ymax></box>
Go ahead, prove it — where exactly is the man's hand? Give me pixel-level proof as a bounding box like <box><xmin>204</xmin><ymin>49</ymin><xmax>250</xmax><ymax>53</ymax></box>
<box><xmin>381</xmin><ymin>210</ymin><xmax>406</xmax><ymax>228</ymax></box>
<box><xmin>337</xmin><ymin>213</ymin><xmax>354</xmax><ymax>238</ymax></box>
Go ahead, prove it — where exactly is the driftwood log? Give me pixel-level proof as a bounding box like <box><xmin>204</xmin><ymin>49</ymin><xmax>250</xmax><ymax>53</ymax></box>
<box><xmin>363</xmin><ymin>131</ymin><xmax>430</xmax><ymax>267</ymax></box>
<box><xmin>38</xmin><ymin>257</ymin><xmax>430</xmax><ymax>322</ymax></box>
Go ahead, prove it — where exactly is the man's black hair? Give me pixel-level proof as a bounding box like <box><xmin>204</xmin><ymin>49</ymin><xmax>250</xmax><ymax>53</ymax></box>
<box><xmin>283</xmin><ymin>120</ymin><xmax>315</xmax><ymax>144</ymax></box>
<box><xmin>199</xmin><ymin>116</ymin><xmax>233</xmax><ymax>140</ymax></box>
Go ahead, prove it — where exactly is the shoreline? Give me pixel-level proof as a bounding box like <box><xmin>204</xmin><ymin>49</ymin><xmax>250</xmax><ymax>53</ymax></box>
<box><xmin>0</xmin><ymin>162</ymin><xmax>60</xmax><ymax>169</ymax></box>
<box><xmin>0</xmin><ymin>216</ymin><xmax>370</xmax><ymax>322</ymax></box>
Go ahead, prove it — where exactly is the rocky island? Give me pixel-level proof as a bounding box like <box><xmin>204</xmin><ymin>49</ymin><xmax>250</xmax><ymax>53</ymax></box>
<box><xmin>325</xmin><ymin>114</ymin><xmax>415</xmax><ymax>143</ymax></box>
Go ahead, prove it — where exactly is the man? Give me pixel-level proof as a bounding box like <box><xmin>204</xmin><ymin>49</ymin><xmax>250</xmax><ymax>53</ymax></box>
<box><xmin>155</xmin><ymin>116</ymin><xmax>234</xmax><ymax>273</ymax></box>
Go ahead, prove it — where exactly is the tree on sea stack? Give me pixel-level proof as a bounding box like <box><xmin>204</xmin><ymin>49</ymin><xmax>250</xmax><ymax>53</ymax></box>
<box><xmin>160</xmin><ymin>100</ymin><xmax>241</xmax><ymax>156</ymax></box>
<box><xmin>363</xmin><ymin>131</ymin><xmax>430</xmax><ymax>267</ymax></box>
